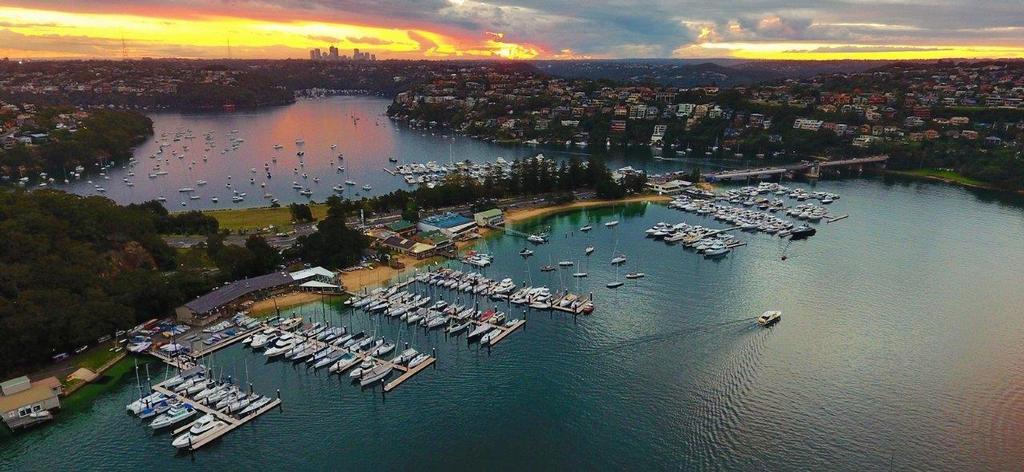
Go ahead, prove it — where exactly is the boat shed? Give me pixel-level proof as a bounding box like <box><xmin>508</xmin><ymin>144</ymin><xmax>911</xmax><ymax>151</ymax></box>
<box><xmin>176</xmin><ymin>271</ymin><xmax>295</xmax><ymax>324</ymax></box>
<box><xmin>0</xmin><ymin>376</ymin><xmax>61</xmax><ymax>430</ymax></box>
<box><xmin>473</xmin><ymin>208</ymin><xmax>505</xmax><ymax>228</ymax></box>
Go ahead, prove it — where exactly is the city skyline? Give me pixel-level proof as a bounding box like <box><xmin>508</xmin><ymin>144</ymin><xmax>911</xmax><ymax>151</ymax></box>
<box><xmin>1</xmin><ymin>1</ymin><xmax>1023</xmax><ymax>61</ymax></box>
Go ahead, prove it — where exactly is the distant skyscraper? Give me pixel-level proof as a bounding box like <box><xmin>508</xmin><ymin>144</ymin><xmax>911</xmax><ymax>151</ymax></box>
<box><xmin>328</xmin><ymin>45</ymin><xmax>339</xmax><ymax>60</ymax></box>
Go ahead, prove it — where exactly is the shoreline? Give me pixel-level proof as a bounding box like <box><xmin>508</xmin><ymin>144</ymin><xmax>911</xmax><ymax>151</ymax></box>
<box><xmin>504</xmin><ymin>194</ymin><xmax>672</xmax><ymax>223</ymax></box>
<box><xmin>334</xmin><ymin>194</ymin><xmax>672</xmax><ymax>295</ymax></box>
<box><xmin>885</xmin><ymin>169</ymin><xmax>1023</xmax><ymax>194</ymax></box>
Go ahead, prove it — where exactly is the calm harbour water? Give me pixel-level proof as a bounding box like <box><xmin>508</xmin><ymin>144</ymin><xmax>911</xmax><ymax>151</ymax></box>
<box><xmin>5</xmin><ymin>98</ymin><xmax>1024</xmax><ymax>470</ymax></box>
<box><xmin>59</xmin><ymin>96</ymin><xmax>693</xmax><ymax>210</ymax></box>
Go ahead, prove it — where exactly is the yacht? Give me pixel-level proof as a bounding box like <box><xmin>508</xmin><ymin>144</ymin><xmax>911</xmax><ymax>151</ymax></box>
<box><xmin>150</xmin><ymin>404</ymin><xmax>196</xmax><ymax>430</ymax></box>
<box><xmin>610</xmin><ymin>254</ymin><xmax>627</xmax><ymax>265</ymax></box>
<box><xmin>758</xmin><ymin>310</ymin><xmax>782</xmax><ymax>326</ymax></box>
<box><xmin>171</xmin><ymin>414</ymin><xmax>226</xmax><ymax>449</ymax></box>
<box><xmin>519</xmin><ymin>248</ymin><xmax>534</xmax><ymax>257</ymax></box>
<box><xmin>585</xmin><ymin>246</ymin><xmax>595</xmax><ymax>255</ymax></box>
<box><xmin>789</xmin><ymin>225</ymin><xmax>816</xmax><ymax>240</ymax></box>
<box><xmin>606</xmin><ymin>281</ymin><xmax>624</xmax><ymax>289</ymax></box>
<box><xmin>579</xmin><ymin>224</ymin><xmax>593</xmax><ymax>232</ymax></box>
<box><xmin>625</xmin><ymin>272</ymin><xmax>646</xmax><ymax>279</ymax></box>
<box><xmin>604</xmin><ymin>220</ymin><xmax>619</xmax><ymax>227</ymax></box>
<box><xmin>527</xmin><ymin>234</ymin><xmax>546</xmax><ymax>244</ymax></box>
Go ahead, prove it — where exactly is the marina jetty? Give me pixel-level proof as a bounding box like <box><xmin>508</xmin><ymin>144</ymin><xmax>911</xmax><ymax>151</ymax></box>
<box><xmin>121</xmin><ymin>259</ymin><xmax>576</xmax><ymax>453</ymax></box>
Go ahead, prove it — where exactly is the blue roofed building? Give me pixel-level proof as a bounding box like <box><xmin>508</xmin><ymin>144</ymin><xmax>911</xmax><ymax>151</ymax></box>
<box><xmin>417</xmin><ymin>212</ymin><xmax>478</xmax><ymax>238</ymax></box>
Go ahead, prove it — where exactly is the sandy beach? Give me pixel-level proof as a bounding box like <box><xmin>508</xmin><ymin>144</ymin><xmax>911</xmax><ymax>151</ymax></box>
<box><xmin>250</xmin><ymin>291</ymin><xmax>344</xmax><ymax>315</ymax></box>
<box><xmin>504</xmin><ymin>194</ymin><xmax>671</xmax><ymax>223</ymax></box>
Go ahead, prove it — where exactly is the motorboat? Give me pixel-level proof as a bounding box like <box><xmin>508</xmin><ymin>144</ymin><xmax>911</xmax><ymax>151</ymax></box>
<box><xmin>408</xmin><ymin>353</ymin><xmax>430</xmax><ymax>368</ymax></box>
<box><xmin>579</xmin><ymin>225</ymin><xmax>593</xmax><ymax>232</ymax></box>
<box><xmin>519</xmin><ymin>248</ymin><xmax>534</xmax><ymax>257</ymax></box>
<box><xmin>625</xmin><ymin>272</ymin><xmax>645</xmax><ymax>279</ymax></box>
<box><xmin>393</xmin><ymin>348</ymin><xmax>419</xmax><ymax>365</ymax></box>
<box><xmin>585</xmin><ymin>246</ymin><xmax>595</xmax><ymax>255</ymax></box>
<box><xmin>606</xmin><ymin>281</ymin><xmax>624</xmax><ymax>289</ymax></box>
<box><xmin>789</xmin><ymin>225</ymin><xmax>816</xmax><ymax>240</ymax></box>
<box><xmin>527</xmin><ymin>234</ymin><xmax>546</xmax><ymax>244</ymax></box>
<box><xmin>171</xmin><ymin>414</ymin><xmax>226</xmax><ymax>449</ymax></box>
<box><xmin>610</xmin><ymin>255</ymin><xmax>627</xmax><ymax>265</ymax></box>
<box><xmin>604</xmin><ymin>220</ymin><xmax>619</xmax><ymax>227</ymax></box>
<box><xmin>758</xmin><ymin>310</ymin><xmax>782</xmax><ymax>326</ymax></box>
<box><xmin>150</xmin><ymin>404</ymin><xmax>196</xmax><ymax>430</ymax></box>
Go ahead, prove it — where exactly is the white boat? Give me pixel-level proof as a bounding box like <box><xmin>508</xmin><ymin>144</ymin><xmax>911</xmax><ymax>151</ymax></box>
<box><xmin>758</xmin><ymin>310</ymin><xmax>782</xmax><ymax>326</ymax></box>
<box><xmin>150</xmin><ymin>404</ymin><xmax>196</xmax><ymax>430</ymax></box>
<box><xmin>479</xmin><ymin>328</ymin><xmax>503</xmax><ymax>345</ymax></box>
<box><xmin>467</xmin><ymin>324</ymin><xmax>491</xmax><ymax>339</ymax></box>
<box><xmin>606</xmin><ymin>281</ymin><xmax>624</xmax><ymax>288</ymax></box>
<box><xmin>625</xmin><ymin>272</ymin><xmax>645</xmax><ymax>279</ymax></box>
<box><xmin>171</xmin><ymin>414</ymin><xmax>226</xmax><ymax>449</ymax></box>
<box><xmin>408</xmin><ymin>353</ymin><xmax>430</xmax><ymax>368</ymax></box>
<box><xmin>610</xmin><ymin>255</ymin><xmax>627</xmax><ymax>265</ymax></box>
<box><xmin>359</xmin><ymin>364</ymin><xmax>394</xmax><ymax>387</ymax></box>
<box><xmin>585</xmin><ymin>246</ymin><xmax>595</xmax><ymax>255</ymax></box>
<box><xmin>580</xmin><ymin>225</ymin><xmax>593</xmax><ymax>232</ymax></box>
<box><xmin>604</xmin><ymin>220</ymin><xmax>619</xmax><ymax>227</ymax></box>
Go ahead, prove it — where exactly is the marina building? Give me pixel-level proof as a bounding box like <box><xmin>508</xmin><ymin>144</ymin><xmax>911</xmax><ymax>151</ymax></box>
<box><xmin>1</xmin><ymin>376</ymin><xmax>61</xmax><ymax>430</ymax></box>
<box><xmin>176</xmin><ymin>267</ymin><xmax>339</xmax><ymax>323</ymax></box>
<box><xmin>418</xmin><ymin>212</ymin><xmax>478</xmax><ymax>239</ymax></box>
<box><xmin>647</xmin><ymin>179</ymin><xmax>692</xmax><ymax>195</ymax></box>
<box><xmin>473</xmin><ymin>208</ymin><xmax>504</xmax><ymax>228</ymax></box>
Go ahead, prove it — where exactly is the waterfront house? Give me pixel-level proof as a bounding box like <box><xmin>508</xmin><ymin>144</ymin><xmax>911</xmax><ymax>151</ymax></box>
<box><xmin>473</xmin><ymin>208</ymin><xmax>504</xmax><ymax>228</ymax></box>
<box><xmin>0</xmin><ymin>376</ymin><xmax>61</xmax><ymax>430</ymax></box>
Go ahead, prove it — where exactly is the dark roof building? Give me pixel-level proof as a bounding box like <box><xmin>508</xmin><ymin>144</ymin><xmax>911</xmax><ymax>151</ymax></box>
<box><xmin>177</xmin><ymin>271</ymin><xmax>294</xmax><ymax>324</ymax></box>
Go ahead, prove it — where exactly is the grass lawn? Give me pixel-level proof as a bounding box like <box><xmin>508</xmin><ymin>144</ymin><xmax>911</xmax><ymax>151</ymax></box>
<box><xmin>74</xmin><ymin>345</ymin><xmax>121</xmax><ymax>372</ymax></box>
<box><xmin>897</xmin><ymin>168</ymin><xmax>988</xmax><ymax>188</ymax></box>
<box><xmin>60</xmin><ymin>357</ymin><xmax>141</xmax><ymax>411</ymax></box>
<box><xmin>203</xmin><ymin>204</ymin><xmax>327</xmax><ymax>232</ymax></box>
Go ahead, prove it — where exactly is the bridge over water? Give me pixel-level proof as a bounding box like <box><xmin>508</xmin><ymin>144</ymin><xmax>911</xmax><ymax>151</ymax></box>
<box><xmin>704</xmin><ymin>155</ymin><xmax>889</xmax><ymax>182</ymax></box>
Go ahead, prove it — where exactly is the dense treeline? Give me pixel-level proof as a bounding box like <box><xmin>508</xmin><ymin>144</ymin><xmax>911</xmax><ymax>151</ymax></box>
<box><xmin>128</xmin><ymin>201</ymin><xmax>219</xmax><ymax>234</ymax></box>
<box><xmin>0</xmin><ymin>189</ymin><xmax>302</xmax><ymax>376</ymax></box>
<box><xmin>0</xmin><ymin>189</ymin><xmax>216</xmax><ymax>376</ymax></box>
<box><xmin>286</xmin><ymin>196</ymin><xmax>367</xmax><ymax>268</ymax></box>
<box><xmin>0</xmin><ymin>109</ymin><xmax>153</xmax><ymax>177</ymax></box>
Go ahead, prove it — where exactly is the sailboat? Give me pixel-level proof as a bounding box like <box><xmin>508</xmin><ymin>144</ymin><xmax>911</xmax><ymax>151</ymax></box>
<box><xmin>625</xmin><ymin>255</ymin><xmax>645</xmax><ymax>279</ymax></box>
<box><xmin>606</xmin><ymin>262</ymin><xmax>624</xmax><ymax>288</ymax></box>
<box><xmin>572</xmin><ymin>259</ymin><xmax>588</xmax><ymax>278</ymax></box>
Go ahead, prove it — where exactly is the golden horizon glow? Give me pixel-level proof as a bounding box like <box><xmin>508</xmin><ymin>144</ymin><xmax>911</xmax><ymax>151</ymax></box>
<box><xmin>0</xmin><ymin>6</ymin><xmax>542</xmax><ymax>59</ymax></box>
<box><xmin>679</xmin><ymin>41</ymin><xmax>1024</xmax><ymax>60</ymax></box>
<box><xmin>0</xmin><ymin>5</ymin><xmax>1022</xmax><ymax>61</ymax></box>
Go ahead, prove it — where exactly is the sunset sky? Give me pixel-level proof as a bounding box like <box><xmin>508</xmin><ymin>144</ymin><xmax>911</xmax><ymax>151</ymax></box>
<box><xmin>0</xmin><ymin>0</ymin><xmax>1022</xmax><ymax>60</ymax></box>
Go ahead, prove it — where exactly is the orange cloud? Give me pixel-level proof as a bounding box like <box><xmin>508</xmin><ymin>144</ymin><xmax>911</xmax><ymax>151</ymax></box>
<box><xmin>0</xmin><ymin>6</ymin><xmax>542</xmax><ymax>59</ymax></box>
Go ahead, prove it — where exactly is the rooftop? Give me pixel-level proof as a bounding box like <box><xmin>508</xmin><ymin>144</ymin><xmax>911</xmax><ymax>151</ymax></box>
<box><xmin>0</xmin><ymin>377</ymin><xmax>60</xmax><ymax>414</ymax></box>
<box><xmin>421</xmin><ymin>212</ymin><xmax>474</xmax><ymax>229</ymax></box>
<box><xmin>184</xmin><ymin>271</ymin><xmax>294</xmax><ymax>314</ymax></box>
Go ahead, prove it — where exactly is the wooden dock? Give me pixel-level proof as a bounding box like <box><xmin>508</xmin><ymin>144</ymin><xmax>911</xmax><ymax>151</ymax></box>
<box><xmin>384</xmin><ymin>357</ymin><xmax>435</xmax><ymax>392</ymax></box>
<box><xmin>155</xmin><ymin>381</ymin><xmax>281</xmax><ymax>451</ymax></box>
<box><xmin>486</xmin><ymin>319</ymin><xmax>525</xmax><ymax>346</ymax></box>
